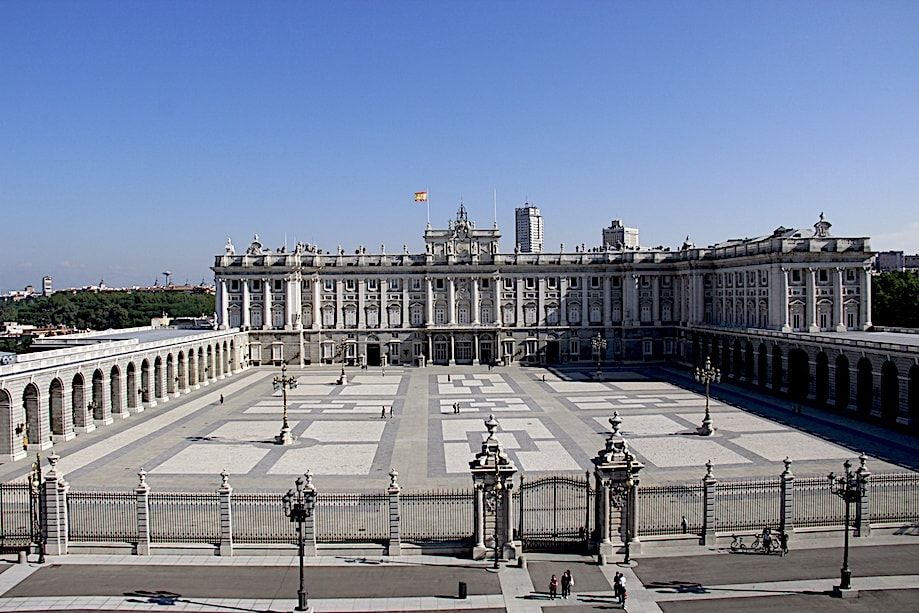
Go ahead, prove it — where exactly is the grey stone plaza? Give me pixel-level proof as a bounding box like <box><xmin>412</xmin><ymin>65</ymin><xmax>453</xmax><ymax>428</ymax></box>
<box><xmin>0</xmin><ymin>363</ymin><xmax>912</xmax><ymax>492</ymax></box>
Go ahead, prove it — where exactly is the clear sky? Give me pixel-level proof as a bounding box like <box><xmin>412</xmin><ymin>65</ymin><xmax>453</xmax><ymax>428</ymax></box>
<box><xmin>2</xmin><ymin>1</ymin><xmax>917</xmax><ymax>292</ymax></box>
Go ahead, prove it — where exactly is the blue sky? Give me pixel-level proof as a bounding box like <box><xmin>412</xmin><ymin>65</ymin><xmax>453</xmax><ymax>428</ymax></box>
<box><xmin>2</xmin><ymin>1</ymin><xmax>917</xmax><ymax>292</ymax></box>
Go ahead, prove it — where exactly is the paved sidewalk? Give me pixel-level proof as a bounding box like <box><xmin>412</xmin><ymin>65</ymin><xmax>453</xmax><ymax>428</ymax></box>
<box><xmin>2</xmin><ymin>538</ymin><xmax>919</xmax><ymax>612</ymax></box>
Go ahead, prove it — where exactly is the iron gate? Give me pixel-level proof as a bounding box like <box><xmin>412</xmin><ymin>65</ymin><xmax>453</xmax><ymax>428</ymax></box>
<box><xmin>517</xmin><ymin>472</ymin><xmax>592</xmax><ymax>552</ymax></box>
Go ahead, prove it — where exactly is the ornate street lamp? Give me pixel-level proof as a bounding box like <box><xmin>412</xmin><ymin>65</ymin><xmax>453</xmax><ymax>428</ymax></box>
<box><xmin>828</xmin><ymin>458</ymin><xmax>866</xmax><ymax>595</ymax></box>
<box><xmin>592</xmin><ymin>333</ymin><xmax>607</xmax><ymax>380</ymax></box>
<box><xmin>335</xmin><ymin>340</ymin><xmax>348</xmax><ymax>385</ymax></box>
<box><xmin>282</xmin><ymin>471</ymin><xmax>317</xmax><ymax>612</ymax></box>
<box><xmin>28</xmin><ymin>453</ymin><xmax>45</xmax><ymax>564</ymax></box>
<box><xmin>694</xmin><ymin>356</ymin><xmax>720</xmax><ymax>436</ymax></box>
<box><xmin>273</xmin><ymin>363</ymin><xmax>298</xmax><ymax>445</ymax></box>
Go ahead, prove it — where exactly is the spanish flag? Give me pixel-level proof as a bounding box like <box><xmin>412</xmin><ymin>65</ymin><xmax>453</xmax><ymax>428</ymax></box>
<box><xmin>414</xmin><ymin>191</ymin><xmax>428</xmax><ymax>202</ymax></box>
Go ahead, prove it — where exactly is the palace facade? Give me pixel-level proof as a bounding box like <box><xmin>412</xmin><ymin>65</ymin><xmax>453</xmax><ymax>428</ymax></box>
<box><xmin>212</xmin><ymin>205</ymin><xmax>874</xmax><ymax>369</ymax></box>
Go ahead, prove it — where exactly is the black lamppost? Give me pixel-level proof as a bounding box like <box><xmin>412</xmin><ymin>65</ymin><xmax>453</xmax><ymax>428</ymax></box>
<box><xmin>336</xmin><ymin>340</ymin><xmax>348</xmax><ymax>385</ymax></box>
<box><xmin>282</xmin><ymin>471</ymin><xmax>316</xmax><ymax>612</ymax></box>
<box><xmin>28</xmin><ymin>453</ymin><xmax>45</xmax><ymax>564</ymax></box>
<box><xmin>490</xmin><ymin>457</ymin><xmax>505</xmax><ymax>569</ymax></box>
<box><xmin>828</xmin><ymin>459</ymin><xmax>865</xmax><ymax>594</ymax></box>
<box><xmin>592</xmin><ymin>332</ymin><xmax>607</xmax><ymax>380</ymax></box>
<box><xmin>695</xmin><ymin>355</ymin><xmax>720</xmax><ymax>436</ymax></box>
<box><xmin>274</xmin><ymin>363</ymin><xmax>298</xmax><ymax>445</ymax></box>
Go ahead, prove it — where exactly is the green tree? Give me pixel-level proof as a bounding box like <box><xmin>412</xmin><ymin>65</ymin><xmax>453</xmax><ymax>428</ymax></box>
<box><xmin>872</xmin><ymin>271</ymin><xmax>919</xmax><ymax>328</ymax></box>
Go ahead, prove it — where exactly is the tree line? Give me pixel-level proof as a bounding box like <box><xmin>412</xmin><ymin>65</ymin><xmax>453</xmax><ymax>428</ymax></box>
<box><xmin>872</xmin><ymin>270</ymin><xmax>919</xmax><ymax>328</ymax></box>
<box><xmin>0</xmin><ymin>290</ymin><xmax>216</xmax><ymax>353</ymax></box>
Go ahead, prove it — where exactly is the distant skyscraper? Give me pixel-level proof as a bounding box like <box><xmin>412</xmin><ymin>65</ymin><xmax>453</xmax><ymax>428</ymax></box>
<box><xmin>515</xmin><ymin>203</ymin><xmax>544</xmax><ymax>253</ymax></box>
<box><xmin>42</xmin><ymin>275</ymin><xmax>53</xmax><ymax>296</ymax></box>
<box><xmin>602</xmin><ymin>219</ymin><xmax>639</xmax><ymax>249</ymax></box>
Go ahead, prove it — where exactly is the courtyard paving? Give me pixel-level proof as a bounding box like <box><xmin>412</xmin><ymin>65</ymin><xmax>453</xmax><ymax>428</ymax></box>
<box><xmin>0</xmin><ymin>364</ymin><xmax>915</xmax><ymax>492</ymax></box>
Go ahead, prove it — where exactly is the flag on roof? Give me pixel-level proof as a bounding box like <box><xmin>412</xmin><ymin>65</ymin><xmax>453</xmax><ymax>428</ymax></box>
<box><xmin>414</xmin><ymin>191</ymin><xmax>428</xmax><ymax>202</ymax></box>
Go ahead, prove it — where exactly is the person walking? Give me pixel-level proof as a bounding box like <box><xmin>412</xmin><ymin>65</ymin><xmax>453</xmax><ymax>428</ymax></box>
<box><xmin>389</xmin><ymin>405</ymin><xmax>393</xmax><ymax>418</ymax></box>
<box><xmin>613</xmin><ymin>571</ymin><xmax>622</xmax><ymax>603</ymax></box>
<box><xmin>219</xmin><ymin>394</ymin><xmax>224</xmax><ymax>405</ymax></box>
<box><xmin>681</xmin><ymin>515</ymin><xmax>688</xmax><ymax>534</ymax></box>
<box><xmin>548</xmin><ymin>574</ymin><xmax>558</xmax><ymax>600</ymax></box>
<box><xmin>381</xmin><ymin>405</ymin><xmax>386</xmax><ymax>419</ymax></box>
<box><xmin>561</xmin><ymin>569</ymin><xmax>574</xmax><ymax>599</ymax></box>
<box><xmin>615</xmin><ymin>573</ymin><xmax>627</xmax><ymax>606</ymax></box>
<box><xmin>780</xmin><ymin>531</ymin><xmax>789</xmax><ymax>557</ymax></box>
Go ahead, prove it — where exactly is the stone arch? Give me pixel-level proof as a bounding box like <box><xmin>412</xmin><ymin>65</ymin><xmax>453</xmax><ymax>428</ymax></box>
<box><xmin>880</xmin><ymin>361</ymin><xmax>899</xmax><ymax>426</ymax></box>
<box><xmin>815</xmin><ymin>352</ymin><xmax>830</xmax><ymax>406</ymax></box>
<box><xmin>787</xmin><ymin>348</ymin><xmax>810</xmax><ymax>404</ymax></box>
<box><xmin>91</xmin><ymin>369</ymin><xmax>106</xmax><ymax>421</ymax></box>
<box><xmin>179</xmin><ymin>351</ymin><xmax>189</xmax><ymax>390</ymax></box>
<box><xmin>732</xmin><ymin>340</ymin><xmax>743</xmax><ymax>380</ymax></box>
<box><xmin>909</xmin><ymin>365</ymin><xmax>919</xmax><ymax>435</ymax></box>
<box><xmin>166</xmin><ymin>354</ymin><xmax>176</xmax><ymax>395</ymax></box>
<box><xmin>154</xmin><ymin>355</ymin><xmax>164</xmax><ymax>398</ymax></box>
<box><xmin>141</xmin><ymin>358</ymin><xmax>152</xmax><ymax>403</ymax></box>
<box><xmin>856</xmin><ymin>357</ymin><xmax>873</xmax><ymax>416</ymax></box>
<box><xmin>126</xmin><ymin>362</ymin><xmax>138</xmax><ymax>409</ymax></box>
<box><xmin>206</xmin><ymin>345</ymin><xmax>214</xmax><ymax>380</ymax></box>
<box><xmin>197</xmin><ymin>347</ymin><xmax>206</xmax><ymax>384</ymax></box>
<box><xmin>23</xmin><ymin>382</ymin><xmax>44</xmax><ymax>449</ymax></box>
<box><xmin>71</xmin><ymin>372</ymin><xmax>87</xmax><ymax>430</ymax></box>
<box><xmin>835</xmin><ymin>354</ymin><xmax>850</xmax><ymax>411</ymax></box>
<box><xmin>0</xmin><ymin>389</ymin><xmax>17</xmax><ymax>459</ymax></box>
<box><xmin>771</xmin><ymin>345</ymin><xmax>783</xmax><ymax>391</ymax></box>
<box><xmin>721</xmin><ymin>337</ymin><xmax>731</xmax><ymax>377</ymax></box>
<box><xmin>49</xmin><ymin>377</ymin><xmax>66</xmax><ymax>437</ymax></box>
<box><xmin>691</xmin><ymin>332</ymin><xmax>700</xmax><ymax>366</ymax></box>
<box><xmin>110</xmin><ymin>364</ymin><xmax>123</xmax><ymax>415</ymax></box>
<box><xmin>744</xmin><ymin>341</ymin><xmax>755</xmax><ymax>382</ymax></box>
<box><xmin>757</xmin><ymin>343</ymin><xmax>768</xmax><ymax>388</ymax></box>
<box><xmin>711</xmin><ymin>337</ymin><xmax>720</xmax><ymax>370</ymax></box>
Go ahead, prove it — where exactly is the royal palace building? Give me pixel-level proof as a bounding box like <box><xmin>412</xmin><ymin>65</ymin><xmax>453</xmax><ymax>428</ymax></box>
<box><xmin>213</xmin><ymin>205</ymin><xmax>874</xmax><ymax>370</ymax></box>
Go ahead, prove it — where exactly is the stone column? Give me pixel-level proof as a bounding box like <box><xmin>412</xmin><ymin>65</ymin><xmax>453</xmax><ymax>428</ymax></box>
<box><xmin>136</xmin><ymin>469</ymin><xmax>151</xmax><ymax>555</ymax></box>
<box><xmin>425</xmin><ymin>277</ymin><xmax>434</xmax><ymax>326</ymax></box>
<box><xmin>855</xmin><ymin>454</ymin><xmax>871</xmax><ymax>538</ymax></box>
<box><xmin>402</xmin><ymin>279</ymin><xmax>410</xmax><ymax>330</ymax></box>
<box><xmin>560</xmin><ymin>277</ymin><xmax>568</xmax><ymax>326</ymax></box>
<box><xmin>652</xmin><ymin>275</ymin><xmax>661</xmax><ymax>326</ymax></box>
<box><xmin>285</xmin><ymin>277</ymin><xmax>295</xmax><ymax>331</ymax></box>
<box><xmin>447</xmin><ymin>277</ymin><xmax>456</xmax><ymax>325</ymax></box>
<box><xmin>702</xmin><ymin>460</ymin><xmax>717</xmax><ymax>547</ymax></box>
<box><xmin>834</xmin><ymin>268</ymin><xmax>847</xmax><ymax>331</ymax></box>
<box><xmin>380</xmin><ymin>277</ymin><xmax>388</xmax><ymax>328</ymax></box>
<box><xmin>631</xmin><ymin>274</ymin><xmax>640</xmax><ymax>326</ymax></box>
<box><xmin>860</xmin><ymin>266</ymin><xmax>872</xmax><ymax>330</ymax></box>
<box><xmin>263</xmin><ymin>277</ymin><xmax>272</xmax><ymax>330</ymax></box>
<box><xmin>42</xmin><ymin>454</ymin><xmax>69</xmax><ymax>556</ymax></box>
<box><xmin>781</xmin><ymin>268</ymin><xmax>792</xmax><ymax>332</ymax></box>
<box><xmin>357</xmin><ymin>278</ymin><xmax>365</xmax><ymax>328</ymax></box>
<box><xmin>779</xmin><ymin>457</ymin><xmax>795</xmax><ymax>540</ymax></box>
<box><xmin>218</xmin><ymin>279</ymin><xmax>229</xmax><ymax>330</ymax></box>
<box><xmin>472</xmin><ymin>277</ymin><xmax>480</xmax><ymax>325</ymax></box>
<box><xmin>603</xmin><ymin>275</ymin><xmax>612</xmax><ymax>326</ymax></box>
<box><xmin>581</xmin><ymin>275</ymin><xmax>589</xmax><ymax>326</ymax></box>
<box><xmin>806</xmin><ymin>268</ymin><xmax>819</xmax><ymax>332</ymax></box>
<box><xmin>387</xmin><ymin>469</ymin><xmax>402</xmax><ymax>556</ymax></box>
<box><xmin>241</xmin><ymin>280</ymin><xmax>251</xmax><ymax>329</ymax></box>
<box><xmin>335</xmin><ymin>279</ymin><xmax>344</xmax><ymax>329</ymax></box>
<box><xmin>515</xmin><ymin>278</ymin><xmax>524</xmax><ymax>328</ymax></box>
<box><xmin>312</xmin><ymin>275</ymin><xmax>321</xmax><ymax>331</ymax></box>
<box><xmin>537</xmin><ymin>278</ymin><xmax>545</xmax><ymax>326</ymax></box>
<box><xmin>218</xmin><ymin>470</ymin><xmax>233</xmax><ymax>557</ymax></box>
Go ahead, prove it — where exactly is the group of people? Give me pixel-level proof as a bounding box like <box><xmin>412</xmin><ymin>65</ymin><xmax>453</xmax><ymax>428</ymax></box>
<box><xmin>547</xmin><ymin>569</ymin><xmax>575</xmax><ymax>599</ymax></box>
<box><xmin>613</xmin><ymin>571</ymin><xmax>628</xmax><ymax>607</ymax></box>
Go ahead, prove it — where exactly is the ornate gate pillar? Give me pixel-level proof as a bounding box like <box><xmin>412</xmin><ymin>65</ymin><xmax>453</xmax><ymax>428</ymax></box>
<box><xmin>593</xmin><ymin>412</ymin><xmax>643</xmax><ymax>564</ymax></box>
<box><xmin>470</xmin><ymin>415</ymin><xmax>520</xmax><ymax>562</ymax></box>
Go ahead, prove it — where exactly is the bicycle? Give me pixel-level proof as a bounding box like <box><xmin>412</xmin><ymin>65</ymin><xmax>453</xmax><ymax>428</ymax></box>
<box><xmin>729</xmin><ymin>534</ymin><xmax>747</xmax><ymax>551</ymax></box>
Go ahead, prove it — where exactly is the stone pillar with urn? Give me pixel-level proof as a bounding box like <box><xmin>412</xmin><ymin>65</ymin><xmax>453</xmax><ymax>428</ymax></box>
<box><xmin>470</xmin><ymin>415</ymin><xmax>520</xmax><ymax>562</ymax></box>
<box><xmin>593</xmin><ymin>411</ymin><xmax>643</xmax><ymax>564</ymax></box>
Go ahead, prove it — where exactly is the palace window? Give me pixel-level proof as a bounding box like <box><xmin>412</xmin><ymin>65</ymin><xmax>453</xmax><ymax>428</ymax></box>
<box><xmin>546</xmin><ymin>305</ymin><xmax>559</xmax><ymax>325</ymax></box>
<box><xmin>230</xmin><ymin>280</ymin><xmax>239</xmax><ymax>291</ymax></box>
<box><xmin>435</xmin><ymin>278</ymin><xmax>445</xmax><ymax>290</ymax></box>
<box><xmin>818</xmin><ymin>269</ymin><xmax>828</xmax><ymax>283</ymax></box>
<box><xmin>412</xmin><ymin>278</ymin><xmax>422</xmax><ymax>290</ymax></box>
<box><xmin>389</xmin><ymin>279</ymin><xmax>400</xmax><ymax>291</ymax></box>
<box><xmin>253</xmin><ymin>280</ymin><xmax>262</xmax><ymax>291</ymax></box>
<box><xmin>503</xmin><ymin>304</ymin><xmax>515</xmax><ymax>325</ymax></box>
<box><xmin>525</xmin><ymin>278</ymin><xmax>536</xmax><ymax>290</ymax></box>
<box><xmin>590</xmin><ymin>276</ymin><xmax>601</xmax><ymax>289</ymax></box>
<box><xmin>388</xmin><ymin>306</ymin><xmax>401</xmax><ymax>327</ymax></box>
<box><xmin>411</xmin><ymin>304</ymin><xmax>424</xmax><ymax>325</ymax></box>
<box><xmin>589</xmin><ymin>304</ymin><xmax>601</xmax><ymax>323</ymax></box>
<box><xmin>569</xmin><ymin>277</ymin><xmax>579</xmax><ymax>288</ymax></box>
<box><xmin>274</xmin><ymin>280</ymin><xmax>283</xmax><ymax>292</ymax></box>
<box><xmin>568</xmin><ymin>304</ymin><xmax>580</xmax><ymax>323</ymax></box>
<box><xmin>366</xmin><ymin>307</ymin><xmax>379</xmax><ymax>328</ymax></box>
<box><xmin>345</xmin><ymin>279</ymin><xmax>356</xmax><ymax>292</ymax></box>
<box><xmin>322</xmin><ymin>307</ymin><xmax>334</xmax><ymax>327</ymax></box>
<box><xmin>503</xmin><ymin>278</ymin><xmax>514</xmax><ymax>290</ymax></box>
<box><xmin>547</xmin><ymin>277</ymin><xmax>557</xmax><ymax>289</ymax></box>
<box><xmin>435</xmin><ymin>306</ymin><xmax>446</xmax><ymax>325</ymax></box>
<box><xmin>524</xmin><ymin>304</ymin><xmax>537</xmax><ymax>325</ymax></box>
<box><xmin>344</xmin><ymin>306</ymin><xmax>357</xmax><ymax>327</ymax></box>
<box><xmin>367</xmin><ymin>279</ymin><xmax>378</xmax><ymax>290</ymax></box>
<box><xmin>324</xmin><ymin>280</ymin><xmax>334</xmax><ymax>292</ymax></box>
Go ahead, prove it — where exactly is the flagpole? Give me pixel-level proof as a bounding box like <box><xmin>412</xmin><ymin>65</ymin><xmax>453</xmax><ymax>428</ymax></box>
<box><xmin>426</xmin><ymin>188</ymin><xmax>431</xmax><ymax>228</ymax></box>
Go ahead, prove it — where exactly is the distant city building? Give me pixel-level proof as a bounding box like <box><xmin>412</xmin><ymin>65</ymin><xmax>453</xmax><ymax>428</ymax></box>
<box><xmin>42</xmin><ymin>276</ymin><xmax>53</xmax><ymax>296</ymax></box>
<box><xmin>515</xmin><ymin>204</ymin><xmax>544</xmax><ymax>253</ymax></box>
<box><xmin>602</xmin><ymin>219</ymin><xmax>639</xmax><ymax>249</ymax></box>
<box><xmin>874</xmin><ymin>251</ymin><xmax>919</xmax><ymax>273</ymax></box>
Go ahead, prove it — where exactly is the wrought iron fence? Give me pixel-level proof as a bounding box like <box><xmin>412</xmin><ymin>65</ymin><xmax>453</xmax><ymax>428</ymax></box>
<box><xmin>401</xmin><ymin>489</ymin><xmax>473</xmax><ymax>543</ymax></box>
<box><xmin>0</xmin><ymin>482</ymin><xmax>31</xmax><ymax>548</ymax></box>
<box><xmin>232</xmin><ymin>492</ymin><xmax>296</xmax><ymax>544</ymax></box>
<box><xmin>638</xmin><ymin>483</ymin><xmax>704</xmax><ymax>536</ymax></box>
<box><xmin>68</xmin><ymin>491</ymin><xmax>137</xmax><ymax>542</ymax></box>
<box><xmin>871</xmin><ymin>473</ymin><xmax>919</xmax><ymax>524</ymax></box>
<box><xmin>715</xmin><ymin>478</ymin><xmax>781</xmax><ymax>532</ymax></box>
<box><xmin>793</xmin><ymin>476</ymin><xmax>844</xmax><ymax>528</ymax></box>
<box><xmin>316</xmin><ymin>492</ymin><xmax>388</xmax><ymax>543</ymax></box>
<box><xmin>149</xmin><ymin>492</ymin><xmax>219</xmax><ymax>544</ymax></box>
<box><xmin>518</xmin><ymin>474</ymin><xmax>592</xmax><ymax>552</ymax></box>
